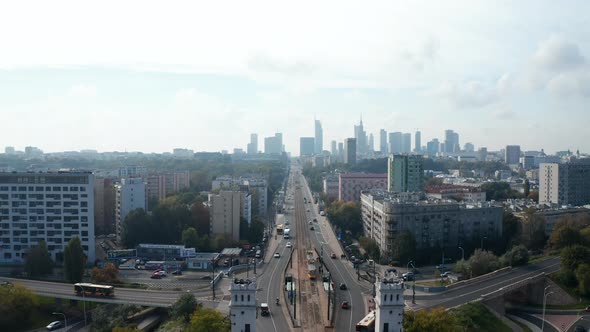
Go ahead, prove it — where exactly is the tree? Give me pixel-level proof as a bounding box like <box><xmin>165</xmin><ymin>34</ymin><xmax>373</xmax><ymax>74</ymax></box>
<box><xmin>91</xmin><ymin>263</ymin><xmax>120</xmax><ymax>284</ymax></box>
<box><xmin>172</xmin><ymin>293</ymin><xmax>199</xmax><ymax>322</ymax></box>
<box><xmin>576</xmin><ymin>264</ymin><xmax>590</xmax><ymax>296</ymax></box>
<box><xmin>0</xmin><ymin>284</ymin><xmax>39</xmax><ymax>331</ymax></box>
<box><xmin>64</xmin><ymin>236</ymin><xmax>85</xmax><ymax>283</ymax></box>
<box><xmin>112</xmin><ymin>327</ymin><xmax>140</xmax><ymax>332</ymax></box>
<box><xmin>501</xmin><ymin>245</ymin><xmax>529</xmax><ymax>267</ymax></box>
<box><xmin>468</xmin><ymin>249</ymin><xmax>500</xmax><ymax>277</ymax></box>
<box><xmin>561</xmin><ymin>245</ymin><xmax>590</xmax><ymax>272</ymax></box>
<box><xmin>523</xmin><ymin>179</ymin><xmax>530</xmax><ymax>198</ymax></box>
<box><xmin>182</xmin><ymin>227</ymin><xmax>200</xmax><ymax>249</ymax></box>
<box><xmin>188</xmin><ymin>307</ymin><xmax>230</xmax><ymax>332</ymax></box>
<box><xmin>390</xmin><ymin>231</ymin><xmax>416</xmax><ymax>264</ymax></box>
<box><xmin>581</xmin><ymin>226</ymin><xmax>590</xmax><ymax>247</ymax></box>
<box><xmin>191</xmin><ymin>202</ymin><xmax>211</xmax><ymax>236</ymax></box>
<box><xmin>246</xmin><ymin>219</ymin><xmax>265</xmax><ymax>244</ymax></box>
<box><xmin>122</xmin><ymin>208</ymin><xmax>153</xmax><ymax>247</ymax></box>
<box><xmin>528</xmin><ymin>190</ymin><xmax>539</xmax><ymax>203</ymax></box>
<box><xmin>359</xmin><ymin>236</ymin><xmax>381</xmax><ymax>262</ymax></box>
<box><xmin>25</xmin><ymin>240</ymin><xmax>53</xmax><ymax>277</ymax></box>
<box><xmin>403</xmin><ymin>307</ymin><xmax>459</xmax><ymax>332</ymax></box>
<box><xmin>501</xmin><ymin>211</ymin><xmax>520</xmax><ymax>250</ymax></box>
<box><xmin>92</xmin><ymin>304</ymin><xmax>140</xmax><ymax>332</ymax></box>
<box><xmin>549</xmin><ymin>226</ymin><xmax>582</xmax><ymax>249</ymax></box>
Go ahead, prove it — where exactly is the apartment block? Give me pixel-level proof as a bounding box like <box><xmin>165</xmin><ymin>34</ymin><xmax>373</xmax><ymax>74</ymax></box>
<box><xmin>146</xmin><ymin>171</ymin><xmax>191</xmax><ymax>202</ymax></box>
<box><xmin>339</xmin><ymin>173</ymin><xmax>387</xmax><ymax>202</ymax></box>
<box><xmin>387</xmin><ymin>154</ymin><xmax>424</xmax><ymax>192</ymax></box>
<box><xmin>539</xmin><ymin>159</ymin><xmax>590</xmax><ymax>206</ymax></box>
<box><xmin>209</xmin><ymin>191</ymin><xmax>251</xmax><ymax>242</ymax></box>
<box><xmin>0</xmin><ymin>171</ymin><xmax>95</xmax><ymax>264</ymax></box>
<box><xmin>115</xmin><ymin>178</ymin><xmax>147</xmax><ymax>242</ymax></box>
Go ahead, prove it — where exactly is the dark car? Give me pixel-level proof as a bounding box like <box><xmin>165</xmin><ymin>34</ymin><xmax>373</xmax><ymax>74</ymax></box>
<box><xmin>341</xmin><ymin>301</ymin><xmax>350</xmax><ymax>309</ymax></box>
<box><xmin>339</xmin><ymin>283</ymin><xmax>347</xmax><ymax>290</ymax></box>
<box><xmin>331</xmin><ymin>253</ymin><xmax>337</xmax><ymax>259</ymax></box>
<box><xmin>172</xmin><ymin>270</ymin><xmax>182</xmax><ymax>275</ymax></box>
<box><xmin>46</xmin><ymin>321</ymin><xmax>63</xmax><ymax>331</ymax></box>
<box><xmin>309</xmin><ymin>226</ymin><xmax>314</xmax><ymax>230</ymax></box>
<box><xmin>150</xmin><ymin>274</ymin><xmax>162</xmax><ymax>279</ymax></box>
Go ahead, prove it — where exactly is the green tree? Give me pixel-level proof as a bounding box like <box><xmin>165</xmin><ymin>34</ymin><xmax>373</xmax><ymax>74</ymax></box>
<box><xmin>468</xmin><ymin>249</ymin><xmax>500</xmax><ymax>277</ymax></box>
<box><xmin>524</xmin><ymin>179</ymin><xmax>530</xmax><ymax>198</ymax></box>
<box><xmin>561</xmin><ymin>245</ymin><xmax>590</xmax><ymax>272</ymax></box>
<box><xmin>64</xmin><ymin>236</ymin><xmax>85</xmax><ymax>283</ymax></box>
<box><xmin>91</xmin><ymin>304</ymin><xmax>140</xmax><ymax>332</ymax></box>
<box><xmin>390</xmin><ymin>231</ymin><xmax>416</xmax><ymax>264</ymax></box>
<box><xmin>0</xmin><ymin>284</ymin><xmax>39</xmax><ymax>331</ymax></box>
<box><xmin>122</xmin><ymin>208</ymin><xmax>153</xmax><ymax>247</ymax></box>
<box><xmin>501</xmin><ymin>245</ymin><xmax>529</xmax><ymax>267</ymax></box>
<box><xmin>549</xmin><ymin>226</ymin><xmax>582</xmax><ymax>249</ymax></box>
<box><xmin>188</xmin><ymin>307</ymin><xmax>230</xmax><ymax>332</ymax></box>
<box><xmin>403</xmin><ymin>307</ymin><xmax>460</xmax><ymax>332</ymax></box>
<box><xmin>112</xmin><ymin>327</ymin><xmax>140</xmax><ymax>332</ymax></box>
<box><xmin>182</xmin><ymin>227</ymin><xmax>200</xmax><ymax>249</ymax></box>
<box><xmin>247</xmin><ymin>219</ymin><xmax>265</xmax><ymax>244</ymax></box>
<box><xmin>25</xmin><ymin>240</ymin><xmax>53</xmax><ymax>277</ymax></box>
<box><xmin>91</xmin><ymin>263</ymin><xmax>120</xmax><ymax>284</ymax></box>
<box><xmin>581</xmin><ymin>226</ymin><xmax>590</xmax><ymax>246</ymax></box>
<box><xmin>501</xmin><ymin>211</ymin><xmax>520</xmax><ymax>250</ymax></box>
<box><xmin>576</xmin><ymin>264</ymin><xmax>590</xmax><ymax>296</ymax></box>
<box><xmin>172</xmin><ymin>293</ymin><xmax>199</xmax><ymax>322</ymax></box>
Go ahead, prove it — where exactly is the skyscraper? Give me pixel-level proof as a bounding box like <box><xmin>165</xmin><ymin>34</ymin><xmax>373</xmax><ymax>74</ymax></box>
<box><xmin>387</xmin><ymin>154</ymin><xmax>424</xmax><ymax>192</ymax></box>
<box><xmin>368</xmin><ymin>133</ymin><xmax>374</xmax><ymax>152</ymax></box>
<box><xmin>426</xmin><ymin>139</ymin><xmax>440</xmax><ymax>157</ymax></box>
<box><xmin>264</xmin><ymin>133</ymin><xmax>283</xmax><ymax>154</ymax></box>
<box><xmin>338</xmin><ymin>142</ymin><xmax>344</xmax><ymax>160</ymax></box>
<box><xmin>444</xmin><ymin>130</ymin><xmax>459</xmax><ymax>153</ymax></box>
<box><xmin>314</xmin><ymin>119</ymin><xmax>323</xmax><ymax>154</ymax></box>
<box><xmin>414</xmin><ymin>131</ymin><xmax>421</xmax><ymax>153</ymax></box>
<box><xmin>247</xmin><ymin>133</ymin><xmax>258</xmax><ymax>154</ymax></box>
<box><xmin>388</xmin><ymin>132</ymin><xmax>402</xmax><ymax>154</ymax></box>
<box><xmin>344</xmin><ymin>138</ymin><xmax>357</xmax><ymax>165</ymax></box>
<box><xmin>354</xmin><ymin>117</ymin><xmax>367</xmax><ymax>155</ymax></box>
<box><xmin>402</xmin><ymin>133</ymin><xmax>411</xmax><ymax>153</ymax></box>
<box><xmin>379</xmin><ymin>129</ymin><xmax>387</xmax><ymax>154</ymax></box>
<box><xmin>505</xmin><ymin>145</ymin><xmax>521</xmax><ymax>165</ymax></box>
<box><xmin>331</xmin><ymin>140</ymin><xmax>337</xmax><ymax>155</ymax></box>
<box><xmin>300</xmin><ymin>137</ymin><xmax>315</xmax><ymax>156</ymax></box>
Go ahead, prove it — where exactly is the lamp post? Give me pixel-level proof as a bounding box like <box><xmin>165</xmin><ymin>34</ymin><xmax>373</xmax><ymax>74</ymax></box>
<box><xmin>458</xmin><ymin>247</ymin><xmax>464</xmax><ymax>261</ymax></box>
<box><xmin>81</xmin><ymin>289</ymin><xmax>87</xmax><ymax>326</ymax></box>
<box><xmin>52</xmin><ymin>312</ymin><xmax>67</xmax><ymax>331</ymax></box>
<box><xmin>542</xmin><ymin>287</ymin><xmax>553</xmax><ymax>331</ymax></box>
<box><xmin>480</xmin><ymin>237</ymin><xmax>487</xmax><ymax>250</ymax></box>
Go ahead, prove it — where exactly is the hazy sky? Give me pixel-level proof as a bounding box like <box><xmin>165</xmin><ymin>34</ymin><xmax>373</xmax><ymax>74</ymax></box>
<box><xmin>1</xmin><ymin>1</ymin><xmax>589</xmax><ymax>154</ymax></box>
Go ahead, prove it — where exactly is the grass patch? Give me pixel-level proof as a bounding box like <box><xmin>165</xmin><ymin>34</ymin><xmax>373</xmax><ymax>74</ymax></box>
<box><xmin>156</xmin><ymin>317</ymin><xmax>187</xmax><ymax>332</ymax></box>
<box><xmin>548</xmin><ymin>272</ymin><xmax>590</xmax><ymax>303</ymax></box>
<box><xmin>416</xmin><ymin>279</ymin><xmax>450</xmax><ymax>287</ymax></box>
<box><xmin>451</xmin><ymin>302</ymin><xmax>512</xmax><ymax>332</ymax></box>
<box><xmin>528</xmin><ymin>254</ymin><xmax>555</xmax><ymax>264</ymax></box>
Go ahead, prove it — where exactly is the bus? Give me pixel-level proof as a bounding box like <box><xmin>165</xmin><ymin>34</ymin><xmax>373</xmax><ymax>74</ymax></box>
<box><xmin>74</xmin><ymin>283</ymin><xmax>115</xmax><ymax>297</ymax></box>
<box><xmin>276</xmin><ymin>224</ymin><xmax>284</xmax><ymax>235</ymax></box>
<box><xmin>283</xmin><ymin>228</ymin><xmax>290</xmax><ymax>239</ymax></box>
<box><xmin>355</xmin><ymin>310</ymin><xmax>376</xmax><ymax>332</ymax></box>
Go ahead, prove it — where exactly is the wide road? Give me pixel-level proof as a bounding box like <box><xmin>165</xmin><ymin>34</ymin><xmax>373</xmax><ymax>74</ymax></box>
<box><xmin>295</xmin><ymin>163</ymin><xmax>369</xmax><ymax>332</ymax></box>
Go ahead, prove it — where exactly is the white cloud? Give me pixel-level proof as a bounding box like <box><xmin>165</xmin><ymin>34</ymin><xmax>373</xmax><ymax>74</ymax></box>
<box><xmin>68</xmin><ymin>84</ymin><xmax>97</xmax><ymax>98</ymax></box>
<box><xmin>429</xmin><ymin>79</ymin><xmax>500</xmax><ymax>109</ymax></box>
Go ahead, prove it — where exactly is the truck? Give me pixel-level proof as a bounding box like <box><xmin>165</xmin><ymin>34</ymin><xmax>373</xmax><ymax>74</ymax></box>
<box><xmin>283</xmin><ymin>228</ymin><xmax>291</xmax><ymax>239</ymax></box>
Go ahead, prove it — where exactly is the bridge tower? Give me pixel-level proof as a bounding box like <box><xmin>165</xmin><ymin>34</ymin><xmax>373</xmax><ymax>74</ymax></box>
<box><xmin>229</xmin><ymin>278</ymin><xmax>257</xmax><ymax>332</ymax></box>
<box><xmin>375</xmin><ymin>276</ymin><xmax>405</xmax><ymax>332</ymax></box>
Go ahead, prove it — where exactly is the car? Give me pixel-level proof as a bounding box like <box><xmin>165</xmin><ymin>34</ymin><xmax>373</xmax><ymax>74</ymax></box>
<box><xmin>313</xmin><ymin>218</ymin><xmax>317</xmax><ymax>222</ymax></box>
<box><xmin>585</xmin><ymin>306</ymin><xmax>590</xmax><ymax>312</ymax></box>
<box><xmin>150</xmin><ymin>273</ymin><xmax>162</xmax><ymax>279</ymax></box>
<box><xmin>309</xmin><ymin>221</ymin><xmax>312</xmax><ymax>225</ymax></box>
<box><xmin>172</xmin><ymin>270</ymin><xmax>182</xmax><ymax>275</ymax></box>
<box><xmin>260</xmin><ymin>303</ymin><xmax>270</xmax><ymax>316</ymax></box>
<box><xmin>402</xmin><ymin>272</ymin><xmax>414</xmax><ymax>281</ymax></box>
<box><xmin>339</xmin><ymin>283</ymin><xmax>347</xmax><ymax>290</ymax></box>
<box><xmin>274</xmin><ymin>252</ymin><xmax>280</xmax><ymax>258</ymax></box>
<box><xmin>331</xmin><ymin>253</ymin><xmax>337</xmax><ymax>259</ymax></box>
<box><xmin>436</xmin><ymin>265</ymin><xmax>449</xmax><ymax>272</ymax></box>
<box><xmin>154</xmin><ymin>270</ymin><xmax>167</xmax><ymax>277</ymax></box>
<box><xmin>341</xmin><ymin>301</ymin><xmax>350</xmax><ymax>309</ymax></box>
<box><xmin>286</xmin><ymin>242</ymin><xmax>292</xmax><ymax>248</ymax></box>
<box><xmin>46</xmin><ymin>321</ymin><xmax>63</xmax><ymax>331</ymax></box>
<box><xmin>441</xmin><ymin>271</ymin><xmax>451</xmax><ymax>278</ymax></box>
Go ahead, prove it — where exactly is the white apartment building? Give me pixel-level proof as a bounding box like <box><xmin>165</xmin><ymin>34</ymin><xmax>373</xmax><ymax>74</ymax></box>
<box><xmin>118</xmin><ymin>165</ymin><xmax>148</xmax><ymax>178</ymax></box>
<box><xmin>540</xmin><ymin>159</ymin><xmax>590</xmax><ymax>206</ymax></box>
<box><xmin>0</xmin><ymin>171</ymin><xmax>95</xmax><ymax>264</ymax></box>
<box><xmin>115</xmin><ymin>178</ymin><xmax>146</xmax><ymax>242</ymax></box>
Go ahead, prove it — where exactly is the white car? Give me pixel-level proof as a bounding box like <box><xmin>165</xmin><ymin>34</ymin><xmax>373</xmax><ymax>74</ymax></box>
<box><xmin>46</xmin><ymin>321</ymin><xmax>63</xmax><ymax>331</ymax></box>
<box><xmin>286</xmin><ymin>242</ymin><xmax>292</xmax><ymax>248</ymax></box>
<box><xmin>274</xmin><ymin>252</ymin><xmax>280</xmax><ymax>258</ymax></box>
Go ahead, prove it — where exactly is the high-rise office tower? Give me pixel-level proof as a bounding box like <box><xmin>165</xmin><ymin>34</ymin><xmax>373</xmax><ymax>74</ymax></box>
<box><xmin>477</xmin><ymin>147</ymin><xmax>488</xmax><ymax>161</ymax></box>
<box><xmin>388</xmin><ymin>132</ymin><xmax>403</xmax><ymax>154</ymax></box>
<box><xmin>426</xmin><ymin>139</ymin><xmax>440</xmax><ymax>157</ymax></box>
<box><xmin>402</xmin><ymin>133</ymin><xmax>411</xmax><ymax>153</ymax></box>
<box><xmin>247</xmin><ymin>133</ymin><xmax>258</xmax><ymax>154</ymax></box>
<box><xmin>331</xmin><ymin>140</ymin><xmax>337</xmax><ymax>155</ymax></box>
<box><xmin>338</xmin><ymin>142</ymin><xmax>344</xmax><ymax>160</ymax></box>
<box><xmin>444</xmin><ymin>130</ymin><xmax>459</xmax><ymax>153</ymax></box>
<box><xmin>505</xmin><ymin>145</ymin><xmax>521</xmax><ymax>165</ymax></box>
<box><xmin>344</xmin><ymin>138</ymin><xmax>357</xmax><ymax>165</ymax></box>
<box><xmin>368</xmin><ymin>133</ymin><xmax>374</xmax><ymax>152</ymax></box>
<box><xmin>314</xmin><ymin>120</ymin><xmax>323</xmax><ymax>154</ymax></box>
<box><xmin>379</xmin><ymin>129</ymin><xmax>387</xmax><ymax>154</ymax></box>
<box><xmin>414</xmin><ymin>131</ymin><xmax>421</xmax><ymax>153</ymax></box>
<box><xmin>387</xmin><ymin>154</ymin><xmax>424</xmax><ymax>192</ymax></box>
<box><xmin>354</xmin><ymin>117</ymin><xmax>367</xmax><ymax>154</ymax></box>
<box><xmin>299</xmin><ymin>137</ymin><xmax>315</xmax><ymax>156</ymax></box>
<box><xmin>464</xmin><ymin>142</ymin><xmax>475</xmax><ymax>152</ymax></box>
<box><xmin>264</xmin><ymin>133</ymin><xmax>283</xmax><ymax>154</ymax></box>
<box><xmin>540</xmin><ymin>159</ymin><xmax>590</xmax><ymax>206</ymax></box>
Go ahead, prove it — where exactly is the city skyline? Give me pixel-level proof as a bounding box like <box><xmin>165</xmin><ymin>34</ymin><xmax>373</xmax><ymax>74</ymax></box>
<box><xmin>0</xmin><ymin>2</ymin><xmax>589</xmax><ymax>154</ymax></box>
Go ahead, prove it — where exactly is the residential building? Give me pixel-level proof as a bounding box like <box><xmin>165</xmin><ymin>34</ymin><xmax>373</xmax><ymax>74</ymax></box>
<box><xmin>379</xmin><ymin>129</ymin><xmax>388</xmax><ymax>154</ymax></box>
<box><xmin>115</xmin><ymin>178</ymin><xmax>147</xmax><ymax>242</ymax></box>
<box><xmin>4</xmin><ymin>146</ymin><xmax>15</xmax><ymax>154</ymax></box>
<box><xmin>118</xmin><ymin>165</ymin><xmax>148</xmax><ymax>178</ymax></box>
<box><xmin>414</xmin><ymin>131</ymin><xmax>421</xmax><ymax>153</ymax></box>
<box><xmin>505</xmin><ymin>145</ymin><xmax>521</xmax><ymax>165</ymax></box>
<box><xmin>242</xmin><ymin>178</ymin><xmax>267</xmax><ymax>217</ymax></box>
<box><xmin>361</xmin><ymin>190</ymin><xmax>502</xmax><ymax>259</ymax></box>
<box><xmin>520</xmin><ymin>156</ymin><xmax>535</xmax><ymax>170</ymax></box>
<box><xmin>0</xmin><ymin>171</ymin><xmax>96</xmax><ymax>264</ymax></box>
<box><xmin>539</xmin><ymin>159</ymin><xmax>590</xmax><ymax>206</ymax></box>
<box><xmin>464</xmin><ymin>142</ymin><xmax>475</xmax><ymax>152</ymax></box>
<box><xmin>388</xmin><ymin>132</ymin><xmax>402</xmax><ymax>154</ymax></box>
<box><xmin>387</xmin><ymin>154</ymin><xmax>424</xmax><ymax>192</ymax></box>
<box><xmin>300</xmin><ymin>137</ymin><xmax>315</xmax><ymax>156</ymax></box>
<box><xmin>314</xmin><ymin>119</ymin><xmax>323</xmax><ymax>154</ymax></box>
<box><xmin>146</xmin><ymin>171</ymin><xmax>191</xmax><ymax>203</ymax></box>
<box><xmin>477</xmin><ymin>147</ymin><xmax>488</xmax><ymax>162</ymax></box>
<box><xmin>344</xmin><ymin>138</ymin><xmax>357</xmax><ymax>165</ymax></box>
<box><xmin>94</xmin><ymin>177</ymin><xmax>115</xmax><ymax>235</ymax></box>
<box><xmin>172</xmin><ymin>148</ymin><xmax>194</xmax><ymax>159</ymax></box>
<box><xmin>247</xmin><ymin>133</ymin><xmax>258</xmax><ymax>155</ymax></box>
<box><xmin>536</xmin><ymin>208</ymin><xmax>590</xmax><ymax>236</ymax></box>
<box><xmin>323</xmin><ymin>174</ymin><xmax>340</xmax><ymax>200</ymax></box>
<box><xmin>264</xmin><ymin>133</ymin><xmax>283</xmax><ymax>154</ymax></box>
<box><xmin>425</xmin><ymin>185</ymin><xmax>486</xmax><ymax>202</ymax></box>
<box><xmin>209</xmin><ymin>191</ymin><xmax>250</xmax><ymax>242</ymax></box>
<box><xmin>339</xmin><ymin>173</ymin><xmax>387</xmax><ymax>202</ymax></box>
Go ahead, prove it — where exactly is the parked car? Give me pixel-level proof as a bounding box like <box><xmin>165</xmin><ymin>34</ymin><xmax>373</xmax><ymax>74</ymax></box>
<box><xmin>339</xmin><ymin>283</ymin><xmax>347</xmax><ymax>290</ymax></box>
<box><xmin>436</xmin><ymin>265</ymin><xmax>449</xmax><ymax>272</ymax></box>
<box><xmin>341</xmin><ymin>301</ymin><xmax>350</xmax><ymax>309</ymax></box>
<box><xmin>150</xmin><ymin>274</ymin><xmax>162</xmax><ymax>279</ymax></box>
<box><xmin>46</xmin><ymin>321</ymin><xmax>62</xmax><ymax>331</ymax></box>
<box><xmin>331</xmin><ymin>253</ymin><xmax>337</xmax><ymax>259</ymax></box>
<box><xmin>402</xmin><ymin>272</ymin><xmax>414</xmax><ymax>281</ymax></box>
<box><xmin>172</xmin><ymin>270</ymin><xmax>182</xmax><ymax>275</ymax></box>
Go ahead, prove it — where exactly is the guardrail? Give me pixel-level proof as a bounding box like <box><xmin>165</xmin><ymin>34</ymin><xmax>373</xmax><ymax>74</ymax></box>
<box><xmin>445</xmin><ymin>266</ymin><xmax>512</xmax><ymax>291</ymax></box>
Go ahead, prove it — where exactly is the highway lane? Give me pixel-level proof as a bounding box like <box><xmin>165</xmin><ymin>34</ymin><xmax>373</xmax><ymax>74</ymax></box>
<box><xmin>296</xmin><ymin>164</ymin><xmax>368</xmax><ymax>332</ymax></box>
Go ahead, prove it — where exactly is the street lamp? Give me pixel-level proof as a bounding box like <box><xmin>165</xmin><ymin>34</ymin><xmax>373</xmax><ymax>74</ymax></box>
<box><xmin>542</xmin><ymin>287</ymin><xmax>553</xmax><ymax>331</ymax></box>
<box><xmin>458</xmin><ymin>247</ymin><xmax>464</xmax><ymax>261</ymax></box>
<box><xmin>81</xmin><ymin>289</ymin><xmax>87</xmax><ymax>326</ymax></box>
<box><xmin>52</xmin><ymin>312</ymin><xmax>67</xmax><ymax>331</ymax></box>
<box><xmin>480</xmin><ymin>237</ymin><xmax>487</xmax><ymax>250</ymax></box>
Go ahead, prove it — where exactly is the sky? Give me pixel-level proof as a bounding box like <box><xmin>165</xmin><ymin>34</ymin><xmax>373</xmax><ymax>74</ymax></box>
<box><xmin>0</xmin><ymin>1</ymin><xmax>589</xmax><ymax>155</ymax></box>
